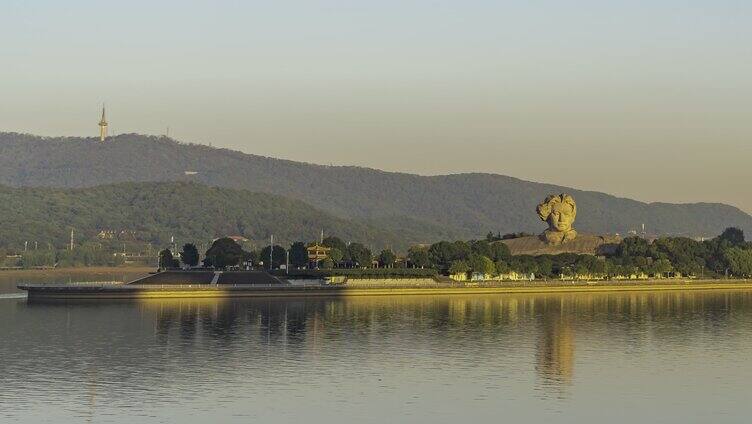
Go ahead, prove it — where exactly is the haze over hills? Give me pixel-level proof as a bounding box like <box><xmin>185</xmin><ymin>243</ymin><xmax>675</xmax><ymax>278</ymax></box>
<box><xmin>1</xmin><ymin>132</ymin><xmax>751</xmax><ymax>240</ymax></box>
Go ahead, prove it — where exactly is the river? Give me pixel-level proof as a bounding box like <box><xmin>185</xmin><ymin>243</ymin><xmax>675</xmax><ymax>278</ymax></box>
<box><xmin>1</xmin><ymin>274</ymin><xmax>751</xmax><ymax>423</ymax></box>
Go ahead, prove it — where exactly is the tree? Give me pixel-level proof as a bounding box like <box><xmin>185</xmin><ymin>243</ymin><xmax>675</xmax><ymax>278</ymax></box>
<box><xmin>180</xmin><ymin>243</ymin><xmax>200</xmax><ymax>267</ymax></box>
<box><xmin>407</xmin><ymin>246</ymin><xmax>431</xmax><ymax>268</ymax></box>
<box><xmin>259</xmin><ymin>245</ymin><xmax>287</xmax><ymax>270</ymax></box>
<box><xmin>618</xmin><ymin>237</ymin><xmax>650</xmax><ymax>258</ymax></box>
<box><xmin>650</xmin><ymin>237</ymin><xmax>705</xmax><ymax>276</ymax></box>
<box><xmin>323</xmin><ymin>236</ymin><xmax>350</xmax><ymax>261</ymax></box>
<box><xmin>428</xmin><ymin>240</ymin><xmax>470</xmax><ymax>269</ymax></box>
<box><xmin>574</xmin><ymin>255</ymin><xmax>601</xmax><ymax>276</ymax></box>
<box><xmin>718</xmin><ymin>227</ymin><xmax>745</xmax><ymax>246</ymax></box>
<box><xmin>20</xmin><ymin>250</ymin><xmax>55</xmax><ymax>268</ymax></box>
<box><xmin>428</xmin><ymin>241</ymin><xmax>455</xmax><ymax>269</ymax></box>
<box><xmin>289</xmin><ymin>242</ymin><xmax>308</xmax><ymax>268</ymax></box>
<box><xmin>724</xmin><ymin>247</ymin><xmax>752</xmax><ymax>277</ymax></box>
<box><xmin>158</xmin><ymin>249</ymin><xmax>174</xmax><ymax>269</ymax></box>
<box><xmin>320</xmin><ymin>257</ymin><xmax>334</xmax><ymax>269</ymax></box>
<box><xmin>54</xmin><ymin>243</ymin><xmax>124</xmax><ymax>267</ymax></box>
<box><xmin>203</xmin><ymin>237</ymin><xmax>245</xmax><ymax>269</ymax></box>
<box><xmin>468</xmin><ymin>254</ymin><xmax>495</xmax><ymax>276</ymax></box>
<box><xmin>470</xmin><ymin>240</ymin><xmax>493</xmax><ymax>258</ymax></box>
<box><xmin>378</xmin><ymin>249</ymin><xmax>396</xmax><ymax>268</ymax></box>
<box><xmin>510</xmin><ymin>255</ymin><xmax>539</xmax><ymax>275</ymax></box>
<box><xmin>494</xmin><ymin>260</ymin><xmax>510</xmax><ymax>275</ymax></box>
<box><xmin>448</xmin><ymin>260</ymin><xmax>470</xmax><ymax>275</ymax></box>
<box><xmin>348</xmin><ymin>243</ymin><xmax>372</xmax><ymax>268</ymax></box>
<box><xmin>648</xmin><ymin>258</ymin><xmax>673</xmax><ymax>276</ymax></box>
<box><xmin>590</xmin><ymin>257</ymin><xmax>608</xmax><ymax>276</ymax></box>
<box><xmin>328</xmin><ymin>248</ymin><xmax>344</xmax><ymax>265</ymax></box>
<box><xmin>536</xmin><ymin>256</ymin><xmax>554</xmax><ymax>277</ymax></box>
<box><xmin>452</xmin><ymin>241</ymin><xmax>472</xmax><ymax>262</ymax></box>
<box><xmin>489</xmin><ymin>242</ymin><xmax>511</xmax><ymax>261</ymax></box>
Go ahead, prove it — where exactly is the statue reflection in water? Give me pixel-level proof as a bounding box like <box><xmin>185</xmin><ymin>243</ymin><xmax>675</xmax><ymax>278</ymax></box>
<box><xmin>534</xmin><ymin>297</ymin><xmax>575</xmax><ymax>388</ymax></box>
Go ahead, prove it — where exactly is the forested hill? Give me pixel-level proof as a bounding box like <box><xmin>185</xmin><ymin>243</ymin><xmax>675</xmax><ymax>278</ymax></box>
<box><xmin>1</xmin><ymin>132</ymin><xmax>751</xmax><ymax>238</ymax></box>
<box><xmin>0</xmin><ymin>182</ymin><xmax>462</xmax><ymax>251</ymax></box>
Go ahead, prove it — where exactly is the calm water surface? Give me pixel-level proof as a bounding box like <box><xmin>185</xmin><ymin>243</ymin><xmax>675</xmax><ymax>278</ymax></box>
<box><xmin>1</xmin><ymin>277</ymin><xmax>751</xmax><ymax>423</ymax></box>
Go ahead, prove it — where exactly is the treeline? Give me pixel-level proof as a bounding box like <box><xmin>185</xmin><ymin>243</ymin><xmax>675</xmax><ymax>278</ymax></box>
<box><xmin>408</xmin><ymin>227</ymin><xmax>752</xmax><ymax>279</ymax></box>
<box><xmin>0</xmin><ymin>243</ymin><xmax>127</xmax><ymax>268</ymax></box>
<box><xmin>15</xmin><ymin>225</ymin><xmax>745</xmax><ymax>277</ymax></box>
<box><xmin>159</xmin><ymin>236</ymin><xmax>401</xmax><ymax>270</ymax></box>
<box><xmin>159</xmin><ymin>227</ymin><xmax>752</xmax><ymax>280</ymax></box>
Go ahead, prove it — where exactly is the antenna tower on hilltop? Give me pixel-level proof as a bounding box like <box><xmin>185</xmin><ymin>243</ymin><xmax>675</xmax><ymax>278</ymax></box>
<box><xmin>98</xmin><ymin>105</ymin><xmax>108</xmax><ymax>142</ymax></box>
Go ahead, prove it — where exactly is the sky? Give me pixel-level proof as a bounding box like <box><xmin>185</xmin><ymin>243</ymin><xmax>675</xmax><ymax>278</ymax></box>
<box><xmin>1</xmin><ymin>1</ymin><xmax>751</xmax><ymax>212</ymax></box>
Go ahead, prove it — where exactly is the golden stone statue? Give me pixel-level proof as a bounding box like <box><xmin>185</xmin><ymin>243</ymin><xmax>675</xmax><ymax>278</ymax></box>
<box><xmin>536</xmin><ymin>194</ymin><xmax>578</xmax><ymax>245</ymax></box>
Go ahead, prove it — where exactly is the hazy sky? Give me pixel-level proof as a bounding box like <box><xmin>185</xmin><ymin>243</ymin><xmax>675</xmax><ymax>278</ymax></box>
<box><xmin>2</xmin><ymin>1</ymin><xmax>751</xmax><ymax>212</ymax></box>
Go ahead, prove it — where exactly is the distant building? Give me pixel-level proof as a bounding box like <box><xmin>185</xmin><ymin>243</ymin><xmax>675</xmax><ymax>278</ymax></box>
<box><xmin>97</xmin><ymin>229</ymin><xmax>137</xmax><ymax>240</ymax></box>
<box><xmin>97</xmin><ymin>230</ymin><xmax>116</xmax><ymax>240</ymax></box>
<box><xmin>307</xmin><ymin>243</ymin><xmax>330</xmax><ymax>266</ymax></box>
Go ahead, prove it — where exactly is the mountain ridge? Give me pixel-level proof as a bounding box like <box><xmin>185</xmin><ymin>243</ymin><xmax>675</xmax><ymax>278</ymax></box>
<box><xmin>1</xmin><ymin>131</ymin><xmax>750</xmax><ymax>239</ymax></box>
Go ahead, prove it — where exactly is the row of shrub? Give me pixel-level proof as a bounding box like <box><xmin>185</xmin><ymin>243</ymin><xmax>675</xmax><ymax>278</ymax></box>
<box><xmin>432</xmin><ymin>228</ymin><xmax>752</xmax><ymax>279</ymax></box>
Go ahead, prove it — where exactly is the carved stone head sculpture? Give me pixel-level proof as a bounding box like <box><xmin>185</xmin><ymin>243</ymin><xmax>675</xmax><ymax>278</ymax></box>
<box><xmin>536</xmin><ymin>194</ymin><xmax>578</xmax><ymax>245</ymax></box>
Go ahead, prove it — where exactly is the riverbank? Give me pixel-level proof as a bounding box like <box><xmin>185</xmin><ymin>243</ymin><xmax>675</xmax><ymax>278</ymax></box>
<box><xmin>0</xmin><ymin>266</ymin><xmax>153</xmax><ymax>295</ymax></box>
<box><xmin>18</xmin><ymin>278</ymin><xmax>752</xmax><ymax>299</ymax></box>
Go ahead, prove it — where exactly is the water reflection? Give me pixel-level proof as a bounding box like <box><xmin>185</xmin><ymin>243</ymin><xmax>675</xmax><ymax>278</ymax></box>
<box><xmin>536</xmin><ymin>297</ymin><xmax>575</xmax><ymax>385</ymax></box>
<box><xmin>23</xmin><ymin>291</ymin><xmax>752</xmax><ymax>381</ymax></box>
<box><xmin>3</xmin><ymin>290</ymin><xmax>752</xmax><ymax>423</ymax></box>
